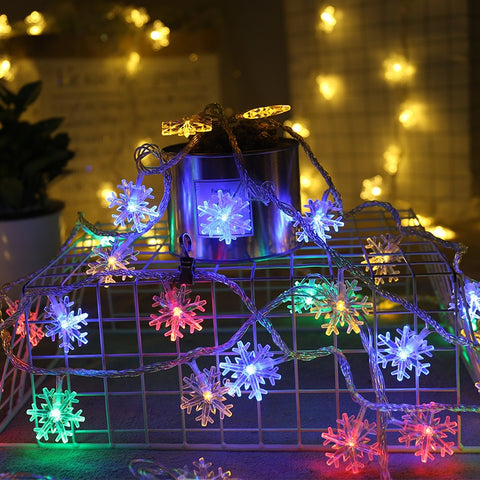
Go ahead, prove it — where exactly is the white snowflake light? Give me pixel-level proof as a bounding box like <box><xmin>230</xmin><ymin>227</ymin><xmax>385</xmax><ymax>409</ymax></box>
<box><xmin>450</xmin><ymin>279</ymin><xmax>480</xmax><ymax>331</ymax></box>
<box><xmin>220</xmin><ymin>341</ymin><xmax>282</xmax><ymax>401</ymax></box>
<box><xmin>377</xmin><ymin>325</ymin><xmax>434</xmax><ymax>381</ymax></box>
<box><xmin>295</xmin><ymin>198</ymin><xmax>344</xmax><ymax>244</ymax></box>
<box><xmin>363</xmin><ymin>234</ymin><xmax>403</xmax><ymax>284</ymax></box>
<box><xmin>310</xmin><ymin>279</ymin><xmax>373</xmax><ymax>336</ymax></box>
<box><xmin>26</xmin><ymin>386</ymin><xmax>85</xmax><ymax>443</ymax></box>
<box><xmin>322</xmin><ymin>410</ymin><xmax>379</xmax><ymax>473</ymax></box>
<box><xmin>86</xmin><ymin>240</ymin><xmax>137</xmax><ymax>283</ymax></box>
<box><xmin>197</xmin><ymin>189</ymin><xmax>252</xmax><ymax>245</ymax></box>
<box><xmin>398</xmin><ymin>409</ymin><xmax>457</xmax><ymax>463</ymax></box>
<box><xmin>108</xmin><ymin>178</ymin><xmax>159</xmax><ymax>232</ymax></box>
<box><xmin>44</xmin><ymin>296</ymin><xmax>89</xmax><ymax>352</ymax></box>
<box><xmin>180</xmin><ymin>366</ymin><xmax>233</xmax><ymax>427</ymax></box>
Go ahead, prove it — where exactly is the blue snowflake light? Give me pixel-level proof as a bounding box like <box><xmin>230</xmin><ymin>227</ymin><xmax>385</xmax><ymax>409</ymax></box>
<box><xmin>197</xmin><ymin>189</ymin><xmax>252</xmax><ymax>245</ymax></box>
<box><xmin>449</xmin><ymin>279</ymin><xmax>480</xmax><ymax>331</ymax></box>
<box><xmin>219</xmin><ymin>341</ymin><xmax>282</xmax><ymax>401</ymax></box>
<box><xmin>295</xmin><ymin>198</ymin><xmax>344</xmax><ymax>243</ymax></box>
<box><xmin>377</xmin><ymin>325</ymin><xmax>434</xmax><ymax>381</ymax></box>
<box><xmin>108</xmin><ymin>178</ymin><xmax>159</xmax><ymax>232</ymax></box>
<box><xmin>44</xmin><ymin>296</ymin><xmax>89</xmax><ymax>352</ymax></box>
<box><xmin>26</xmin><ymin>387</ymin><xmax>85</xmax><ymax>443</ymax></box>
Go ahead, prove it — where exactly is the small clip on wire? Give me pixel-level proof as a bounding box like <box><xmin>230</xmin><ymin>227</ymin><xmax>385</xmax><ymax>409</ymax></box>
<box><xmin>178</xmin><ymin>233</ymin><xmax>195</xmax><ymax>286</ymax></box>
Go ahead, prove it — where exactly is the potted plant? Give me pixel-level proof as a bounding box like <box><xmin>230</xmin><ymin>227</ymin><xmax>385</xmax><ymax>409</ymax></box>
<box><xmin>0</xmin><ymin>80</ymin><xmax>75</xmax><ymax>286</ymax></box>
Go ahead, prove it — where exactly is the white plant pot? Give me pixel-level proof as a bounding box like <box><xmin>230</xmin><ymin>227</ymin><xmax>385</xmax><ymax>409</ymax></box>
<box><xmin>0</xmin><ymin>202</ymin><xmax>64</xmax><ymax>287</ymax></box>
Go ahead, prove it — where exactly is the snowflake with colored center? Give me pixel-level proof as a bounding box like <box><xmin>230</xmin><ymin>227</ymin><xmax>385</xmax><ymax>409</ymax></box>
<box><xmin>398</xmin><ymin>408</ymin><xmax>457</xmax><ymax>463</ymax></box>
<box><xmin>295</xmin><ymin>198</ymin><xmax>344</xmax><ymax>244</ymax></box>
<box><xmin>322</xmin><ymin>411</ymin><xmax>379</xmax><ymax>473</ymax></box>
<box><xmin>108</xmin><ymin>178</ymin><xmax>159</xmax><ymax>232</ymax></box>
<box><xmin>180</xmin><ymin>366</ymin><xmax>233</xmax><ymax>427</ymax></box>
<box><xmin>6</xmin><ymin>300</ymin><xmax>44</xmax><ymax>347</ymax></box>
<box><xmin>377</xmin><ymin>325</ymin><xmax>434</xmax><ymax>381</ymax></box>
<box><xmin>449</xmin><ymin>279</ymin><xmax>480</xmax><ymax>332</ymax></box>
<box><xmin>197</xmin><ymin>189</ymin><xmax>252</xmax><ymax>245</ymax></box>
<box><xmin>362</xmin><ymin>234</ymin><xmax>403</xmax><ymax>285</ymax></box>
<box><xmin>149</xmin><ymin>284</ymin><xmax>206</xmax><ymax>341</ymax></box>
<box><xmin>310</xmin><ymin>279</ymin><xmax>372</xmax><ymax>336</ymax></box>
<box><xmin>44</xmin><ymin>296</ymin><xmax>89</xmax><ymax>352</ymax></box>
<box><xmin>285</xmin><ymin>277</ymin><xmax>322</xmax><ymax>314</ymax></box>
<box><xmin>86</xmin><ymin>240</ymin><xmax>137</xmax><ymax>283</ymax></box>
<box><xmin>219</xmin><ymin>341</ymin><xmax>282</xmax><ymax>401</ymax></box>
<box><xmin>177</xmin><ymin>457</ymin><xmax>231</xmax><ymax>480</ymax></box>
<box><xmin>26</xmin><ymin>387</ymin><xmax>85</xmax><ymax>443</ymax></box>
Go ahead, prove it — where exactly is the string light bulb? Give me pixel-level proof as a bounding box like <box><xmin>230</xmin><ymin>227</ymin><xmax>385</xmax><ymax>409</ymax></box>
<box><xmin>318</xmin><ymin>6</ymin><xmax>337</xmax><ymax>33</ymax></box>
<box><xmin>0</xmin><ymin>14</ymin><xmax>12</xmax><ymax>38</ymax></box>
<box><xmin>24</xmin><ymin>11</ymin><xmax>46</xmax><ymax>36</ymax></box>
<box><xmin>383</xmin><ymin>54</ymin><xmax>416</xmax><ymax>83</ymax></box>
<box><xmin>316</xmin><ymin>75</ymin><xmax>341</xmax><ymax>100</ymax></box>
<box><xmin>360</xmin><ymin>175</ymin><xmax>384</xmax><ymax>200</ymax></box>
<box><xmin>383</xmin><ymin>144</ymin><xmax>402</xmax><ymax>175</ymax></box>
<box><xmin>149</xmin><ymin>20</ymin><xmax>170</xmax><ymax>50</ymax></box>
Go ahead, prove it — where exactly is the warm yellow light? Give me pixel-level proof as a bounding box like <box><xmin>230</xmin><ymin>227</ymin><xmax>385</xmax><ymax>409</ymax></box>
<box><xmin>96</xmin><ymin>182</ymin><xmax>115</xmax><ymax>208</ymax></box>
<box><xmin>203</xmin><ymin>390</ymin><xmax>213</xmax><ymax>402</ymax></box>
<box><xmin>383</xmin><ymin>144</ymin><xmax>401</xmax><ymax>175</ymax></box>
<box><xmin>0</xmin><ymin>58</ymin><xmax>13</xmax><ymax>80</ymax></box>
<box><xmin>126</xmin><ymin>51</ymin><xmax>141</xmax><ymax>75</ymax></box>
<box><xmin>107</xmin><ymin>256</ymin><xmax>117</xmax><ymax>268</ymax></box>
<box><xmin>316</xmin><ymin>75</ymin><xmax>341</xmax><ymax>100</ymax></box>
<box><xmin>319</xmin><ymin>6</ymin><xmax>337</xmax><ymax>33</ymax></box>
<box><xmin>284</xmin><ymin>120</ymin><xmax>310</xmax><ymax>138</ymax></box>
<box><xmin>300</xmin><ymin>175</ymin><xmax>312</xmax><ymax>189</ymax></box>
<box><xmin>398</xmin><ymin>102</ymin><xmax>424</xmax><ymax>129</ymax></box>
<box><xmin>25</xmin><ymin>11</ymin><xmax>46</xmax><ymax>36</ymax></box>
<box><xmin>242</xmin><ymin>104</ymin><xmax>291</xmax><ymax>119</ymax></box>
<box><xmin>426</xmin><ymin>225</ymin><xmax>456</xmax><ymax>240</ymax></box>
<box><xmin>162</xmin><ymin>117</ymin><xmax>212</xmax><ymax>137</ymax></box>
<box><xmin>336</xmin><ymin>300</ymin><xmax>346</xmax><ymax>312</ymax></box>
<box><xmin>360</xmin><ymin>175</ymin><xmax>384</xmax><ymax>200</ymax></box>
<box><xmin>0</xmin><ymin>14</ymin><xmax>12</xmax><ymax>38</ymax></box>
<box><xmin>149</xmin><ymin>20</ymin><xmax>170</xmax><ymax>50</ymax></box>
<box><xmin>124</xmin><ymin>7</ymin><xmax>150</xmax><ymax>28</ymax></box>
<box><xmin>383</xmin><ymin>54</ymin><xmax>416</xmax><ymax>83</ymax></box>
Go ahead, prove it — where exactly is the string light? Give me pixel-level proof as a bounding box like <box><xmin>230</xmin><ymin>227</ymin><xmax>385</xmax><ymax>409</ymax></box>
<box><xmin>149</xmin><ymin>20</ymin><xmax>170</xmax><ymax>50</ymax></box>
<box><xmin>124</xmin><ymin>7</ymin><xmax>150</xmax><ymax>28</ymax></box>
<box><xmin>383</xmin><ymin>54</ymin><xmax>416</xmax><ymax>83</ymax></box>
<box><xmin>0</xmin><ymin>14</ymin><xmax>12</xmax><ymax>38</ymax></box>
<box><xmin>360</xmin><ymin>175</ymin><xmax>383</xmax><ymax>200</ymax></box>
<box><xmin>383</xmin><ymin>144</ymin><xmax>402</xmax><ymax>175</ymax></box>
<box><xmin>316</xmin><ymin>75</ymin><xmax>341</xmax><ymax>100</ymax></box>
<box><xmin>126</xmin><ymin>51</ymin><xmax>141</xmax><ymax>76</ymax></box>
<box><xmin>318</xmin><ymin>5</ymin><xmax>337</xmax><ymax>33</ymax></box>
<box><xmin>24</xmin><ymin>11</ymin><xmax>46</xmax><ymax>36</ymax></box>
<box><xmin>283</xmin><ymin>119</ymin><xmax>310</xmax><ymax>137</ymax></box>
<box><xmin>162</xmin><ymin>116</ymin><xmax>212</xmax><ymax>137</ymax></box>
<box><xmin>241</xmin><ymin>104</ymin><xmax>291</xmax><ymax>119</ymax></box>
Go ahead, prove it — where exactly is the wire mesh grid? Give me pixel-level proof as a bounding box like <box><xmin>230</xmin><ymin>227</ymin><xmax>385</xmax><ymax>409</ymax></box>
<box><xmin>1</xmin><ymin>207</ymin><xmax>479</xmax><ymax>452</ymax></box>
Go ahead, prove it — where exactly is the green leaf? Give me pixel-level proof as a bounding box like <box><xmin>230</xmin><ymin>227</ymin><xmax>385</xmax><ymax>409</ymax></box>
<box><xmin>15</xmin><ymin>81</ymin><xmax>42</xmax><ymax>114</ymax></box>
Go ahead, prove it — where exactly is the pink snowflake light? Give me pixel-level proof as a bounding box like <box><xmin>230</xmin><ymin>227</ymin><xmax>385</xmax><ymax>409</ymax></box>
<box><xmin>398</xmin><ymin>408</ymin><xmax>457</xmax><ymax>463</ymax></box>
<box><xmin>322</xmin><ymin>410</ymin><xmax>379</xmax><ymax>473</ymax></box>
<box><xmin>6</xmin><ymin>300</ymin><xmax>44</xmax><ymax>347</ymax></box>
<box><xmin>149</xmin><ymin>284</ymin><xmax>207</xmax><ymax>341</ymax></box>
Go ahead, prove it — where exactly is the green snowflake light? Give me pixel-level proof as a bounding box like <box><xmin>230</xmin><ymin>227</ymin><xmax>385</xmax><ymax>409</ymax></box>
<box><xmin>26</xmin><ymin>386</ymin><xmax>85</xmax><ymax>443</ymax></box>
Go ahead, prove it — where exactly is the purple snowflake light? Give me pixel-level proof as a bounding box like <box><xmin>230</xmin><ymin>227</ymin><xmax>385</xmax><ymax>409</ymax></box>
<box><xmin>108</xmin><ymin>178</ymin><xmax>159</xmax><ymax>232</ymax></box>
<box><xmin>377</xmin><ymin>325</ymin><xmax>434</xmax><ymax>381</ymax></box>
<box><xmin>363</xmin><ymin>234</ymin><xmax>403</xmax><ymax>285</ymax></box>
<box><xmin>219</xmin><ymin>341</ymin><xmax>282</xmax><ymax>401</ymax></box>
<box><xmin>310</xmin><ymin>279</ymin><xmax>373</xmax><ymax>336</ymax></box>
<box><xmin>294</xmin><ymin>198</ymin><xmax>344</xmax><ymax>244</ymax></box>
<box><xmin>44</xmin><ymin>296</ymin><xmax>88</xmax><ymax>352</ymax></box>
<box><xmin>398</xmin><ymin>408</ymin><xmax>457</xmax><ymax>463</ymax></box>
<box><xmin>322</xmin><ymin>410</ymin><xmax>379</xmax><ymax>473</ymax></box>
<box><xmin>449</xmin><ymin>278</ymin><xmax>480</xmax><ymax>332</ymax></box>
<box><xmin>180</xmin><ymin>366</ymin><xmax>233</xmax><ymax>427</ymax></box>
<box><xmin>149</xmin><ymin>284</ymin><xmax>206</xmax><ymax>341</ymax></box>
<box><xmin>197</xmin><ymin>190</ymin><xmax>252</xmax><ymax>245</ymax></box>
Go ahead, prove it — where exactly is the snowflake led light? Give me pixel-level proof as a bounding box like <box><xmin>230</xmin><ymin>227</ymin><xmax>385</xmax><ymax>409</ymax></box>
<box><xmin>26</xmin><ymin>386</ymin><xmax>85</xmax><ymax>443</ymax></box>
<box><xmin>377</xmin><ymin>325</ymin><xmax>434</xmax><ymax>381</ymax></box>
<box><xmin>6</xmin><ymin>300</ymin><xmax>44</xmax><ymax>347</ymax></box>
<box><xmin>285</xmin><ymin>277</ymin><xmax>323</xmax><ymax>314</ymax></box>
<box><xmin>322</xmin><ymin>411</ymin><xmax>379</xmax><ymax>473</ymax></box>
<box><xmin>398</xmin><ymin>409</ymin><xmax>457</xmax><ymax>463</ymax></box>
<box><xmin>177</xmin><ymin>457</ymin><xmax>232</xmax><ymax>480</ymax></box>
<box><xmin>220</xmin><ymin>341</ymin><xmax>282</xmax><ymax>401</ymax></box>
<box><xmin>44</xmin><ymin>296</ymin><xmax>88</xmax><ymax>352</ymax></box>
<box><xmin>162</xmin><ymin>115</ymin><xmax>212</xmax><ymax>137</ymax></box>
<box><xmin>108</xmin><ymin>178</ymin><xmax>159</xmax><ymax>232</ymax></box>
<box><xmin>86</xmin><ymin>240</ymin><xmax>137</xmax><ymax>284</ymax></box>
<box><xmin>295</xmin><ymin>198</ymin><xmax>344</xmax><ymax>243</ymax></box>
<box><xmin>242</xmin><ymin>104</ymin><xmax>291</xmax><ymax>119</ymax></box>
<box><xmin>197</xmin><ymin>190</ymin><xmax>252</xmax><ymax>245</ymax></box>
<box><xmin>149</xmin><ymin>284</ymin><xmax>206</xmax><ymax>341</ymax></box>
<box><xmin>363</xmin><ymin>234</ymin><xmax>403</xmax><ymax>284</ymax></box>
<box><xmin>180</xmin><ymin>366</ymin><xmax>233</xmax><ymax>427</ymax></box>
<box><xmin>310</xmin><ymin>279</ymin><xmax>373</xmax><ymax>336</ymax></box>
<box><xmin>450</xmin><ymin>279</ymin><xmax>480</xmax><ymax>331</ymax></box>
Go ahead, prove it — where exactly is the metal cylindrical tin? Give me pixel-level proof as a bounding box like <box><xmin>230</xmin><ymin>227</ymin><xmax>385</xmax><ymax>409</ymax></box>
<box><xmin>167</xmin><ymin>138</ymin><xmax>300</xmax><ymax>262</ymax></box>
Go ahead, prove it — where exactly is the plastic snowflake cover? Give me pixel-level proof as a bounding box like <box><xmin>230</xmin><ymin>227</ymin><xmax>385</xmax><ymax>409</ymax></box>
<box><xmin>322</xmin><ymin>411</ymin><xmax>379</xmax><ymax>473</ymax></box>
<box><xmin>177</xmin><ymin>457</ymin><xmax>232</xmax><ymax>480</ymax></box>
<box><xmin>449</xmin><ymin>278</ymin><xmax>480</xmax><ymax>331</ymax></box>
<box><xmin>284</xmin><ymin>277</ymin><xmax>322</xmax><ymax>314</ymax></box>
<box><xmin>44</xmin><ymin>296</ymin><xmax>89</xmax><ymax>352</ymax></box>
<box><xmin>180</xmin><ymin>366</ymin><xmax>233</xmax><ymax>426</ymax></box>
<box><xmin>295</xmin><ymin>198</ymin><xmax>344</xmax><ymax>243</ymax></box>
<box><xmin>6</xmin><ymin>299</ymin><xmax>44</xmax><ymax>347</ymax></box>
<box><xmin>398</xmin><ymin>409</ymin><xmax>457</xmax><ymax>462</ymax></box>
<box><xmin>377</xmin><ymin>325</ymin><xmax>434</xmax><ymax>381</ymax></box>
<box><xmin>108</xmin><ymin>178</ymin><xmax>159</xmax><ymax>232</ymax></box>
<box><xmin>149</xmin><ymin>284</ymin><xmax>206</xmax><ymax>341</ymax></box>
<box><xmin>197</xmin><ymin>189</ymin><xmax>252</xmax><ymax>244</ymax></box>
<box><xmin>26</xmin><ymin>387</ymin><xmax>85</xmax><ymax>443</ymax></box>
<box><xmin>310</xmin><ymin>279</ymin><xmax>373</xmax><ymax>335</ymax></box>
<box><xmin>220</xmin><ymin>341</ymin><xmax>282</xmax><ymax>401</ymax></box>
<box><xmin>86</xmin><ymin>240</ymin><xmax>137</xmax><ymax>284</ymax></box>
<box><xmin>362</xmin><ymin>234</ymin><xmax>403</xmax><ymax>284</ymax></box>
